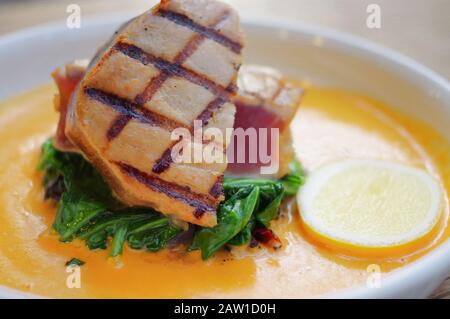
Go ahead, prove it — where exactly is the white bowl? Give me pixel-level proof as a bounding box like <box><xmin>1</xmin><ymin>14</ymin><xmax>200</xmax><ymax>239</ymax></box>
<box><xmin>0</xmin><ymin>14</ymin><xmax>449</xmax><ymax>299</ymax></box>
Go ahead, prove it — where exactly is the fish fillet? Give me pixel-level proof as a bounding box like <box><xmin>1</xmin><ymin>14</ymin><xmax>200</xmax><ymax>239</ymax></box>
<box><xmin>65</xmin><ymin>0</ymin><xmax>244</xmax><ymax>227</ymax></box>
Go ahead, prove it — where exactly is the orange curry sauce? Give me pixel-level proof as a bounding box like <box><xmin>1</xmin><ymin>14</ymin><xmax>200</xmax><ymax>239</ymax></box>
<box><xmin>0</xmin><ymin>84</ymin><xmax>448</xmax><ymax>298</ymax></box>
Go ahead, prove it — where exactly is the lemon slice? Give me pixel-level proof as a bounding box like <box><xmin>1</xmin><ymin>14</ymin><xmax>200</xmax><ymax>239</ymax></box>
<box><xmin>298</xmin><ymin>160</ymin><xmax>443</xmax><ymax>253</ymax></box>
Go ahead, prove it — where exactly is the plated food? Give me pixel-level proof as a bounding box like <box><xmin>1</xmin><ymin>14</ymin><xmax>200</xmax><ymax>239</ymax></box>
<box><xmin>0</xmin><ymin>0</ymin><xmax>449</xmax><ymax>298</ymax></box>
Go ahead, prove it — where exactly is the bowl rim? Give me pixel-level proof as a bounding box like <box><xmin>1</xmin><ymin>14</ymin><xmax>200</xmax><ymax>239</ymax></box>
<box><xmin>0</xmin><ymin>13</ymin><xmax>449</xmax><ymax>299</ymax></box>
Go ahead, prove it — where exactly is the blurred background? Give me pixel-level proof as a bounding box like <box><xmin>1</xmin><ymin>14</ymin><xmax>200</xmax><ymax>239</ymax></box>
<box><xmin>0</xmin><ymin>0</ymin><xmax>449</xmax><ymax>298</ymax></box>
<box><xmin>0</xmin><ymin>0</ymin><xmax>449</xmax><ymax>79</ymax></box>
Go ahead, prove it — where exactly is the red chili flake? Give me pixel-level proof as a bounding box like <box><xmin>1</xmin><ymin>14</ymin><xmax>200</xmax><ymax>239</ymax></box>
<box><xmin>252</xmin><ymin>228</ymin><xmax>282</xmax><ymax>250</ymax></box>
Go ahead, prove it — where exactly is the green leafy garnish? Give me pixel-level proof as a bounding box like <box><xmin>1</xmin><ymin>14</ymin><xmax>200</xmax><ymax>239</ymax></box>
<box><xmin>256</xmin><ymin>188</ymin><xmax>284</xmax><ymax>228</ymax></box>
<box><xmin>190</xmin><ymin>178</ymin><xmax>284</xmax><ymax>259</ymax></box>
<box><xmin>127</xmin><ymin>217</ymin><xmax>181</xmax><ymax>252</ymax></box>
<box><xmin>190</xmin><ymin>187</ymin><xmax>260</xmax><ymax>259</ymax></box>
<box><xmin>223</xmin><ymin>177</ymin><xmax>285</xmax><ymax>228</ymax></box>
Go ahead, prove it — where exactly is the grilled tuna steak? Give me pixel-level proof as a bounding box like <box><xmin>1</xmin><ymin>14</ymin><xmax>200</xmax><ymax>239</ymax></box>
<box><xmin>65</xmin><ymin>0</ymin><xmax>244</xmax><ymax>227</ymax></box>
<box><xmin>227</xmin><ymin>65</ymin><xmax>303</xmax><ymax>177</ymax></box>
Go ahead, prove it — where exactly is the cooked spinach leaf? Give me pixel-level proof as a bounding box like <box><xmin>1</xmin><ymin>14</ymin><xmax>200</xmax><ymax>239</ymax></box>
<box><xmin>110</xmin><ymin>225</ymin><xmax>128</xmax><ymax>257</ymax></box>
<box><xmin>39</xmin><ymin>139</ymin><xmax>181</xmax><ymax>255</ymax></box>
<box><xmin>227</xmin><ymin>215</ymin><xmax>255</xmax><ymax>246</ymax></box>
<box><xmin>224</xmin><ymin>177</ymin><xmax>285</xmax><ymax>228</ymax></box>
<box><xmin>190</xmin><ymin>178</ymin><xmax>286</xmax><ymax>259</ymax></box>
<box><xmin>256</xmin><ymin>186</ymin><xmax>284</xmax><ymax>228</ymax></box>
<box><xmin>190</xmin><ymin>187</ymin><xmax>260</xmax><ymax>259</ymax></box>
<box><xmin>128</xmin><ymin>222</ymin><xmax>181</xmax><ymax>252</ymax></box>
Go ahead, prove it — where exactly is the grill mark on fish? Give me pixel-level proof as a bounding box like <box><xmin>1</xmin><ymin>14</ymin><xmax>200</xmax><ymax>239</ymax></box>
<box><xmin>151</xmin><ymin>148</ymin><xmax>174</xmax><ymax>174</ymax></box>
<box><xmin>197</xmin><ymin>96</ymin><xmax>227</xmax><ymax>126</ymax></box>
<box><xmin>114</xmin><ymin>42</ymin><xmax>233</xmax><ymax>102</ymax></box>
<box><xmin>151</xmin><ymin>96</ymin><xmax>228</xmax><ymax>174</ymax></box>
<box><xmin>157</xmin><ymin>9</ymin><xmax>242</xmax><ymax>54</ymax></box>
<box><xmin>84</xmin><ymin>87</ymin><xmax>186</xmax><ymax>134</ymax></box>
<box><xmin>134</xmin><ymin>72</ymin><xmax>170</xmax><ymax>106</ymax></box>
<box><xmin>116</xmin><ymin>162</ymin><xmax>216</xmax><ymax>216</ymax></box>
<box><xmin>107</xmin><ymin>114</ymin><xmax>132</xmax><ymax>141</ymax></box>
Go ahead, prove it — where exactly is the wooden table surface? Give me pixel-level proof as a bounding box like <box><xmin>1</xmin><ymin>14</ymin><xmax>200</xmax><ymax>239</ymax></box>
<box><xmin>0</xmin><ymin>0</ymin><xmax>449</xmax><ymax>298</ymax></box>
